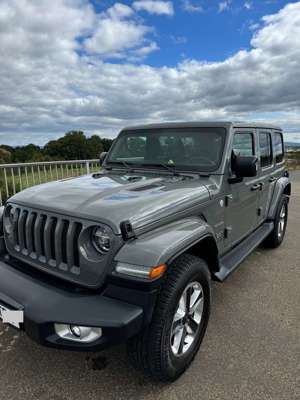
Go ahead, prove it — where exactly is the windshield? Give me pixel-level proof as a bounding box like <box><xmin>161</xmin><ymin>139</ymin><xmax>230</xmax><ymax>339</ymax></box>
<box><xmin>106</xmin><ymin>127</ymin><xmax>226</xmax><ymax>172</ymax></box>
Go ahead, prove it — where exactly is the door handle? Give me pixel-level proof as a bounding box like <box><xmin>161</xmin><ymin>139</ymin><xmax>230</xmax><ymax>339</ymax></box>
<box><xmin>269</xmin><ymin>177</ymin><xmax>276</xmax><ymax>183</ymax></box>
<box><xmin>251</xmin><ymin>183</ymin><xmax>262</xmax><ymax>191</ymax></box>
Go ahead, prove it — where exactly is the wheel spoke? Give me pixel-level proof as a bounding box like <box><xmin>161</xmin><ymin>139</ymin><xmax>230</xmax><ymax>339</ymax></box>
<box><xmin>187</xmin><ymin>316</ymin><xmax>199</xmax><ymax>333</ymax></box>
<box><xmin>178</xmin><ymin>325</ymin><xmax>187</xmax><ymax>355</ymax></box>
<box><xmin>172</xmin><ymin>326</ymin><xmax>185</xmax><ymax>354</ymax></box>
<box><xmin>189</xmin><ymin>294</ymin><xmax>203</xmax><ymax>316</ymax></box>
<box><xmin>185</xmin><ymin>287</ymin><xmax>191</xmax><ymax>314</ymax></box>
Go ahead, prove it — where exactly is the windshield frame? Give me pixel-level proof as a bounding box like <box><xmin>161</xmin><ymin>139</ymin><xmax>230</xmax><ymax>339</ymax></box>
<box><xmin>104</xmin><ymin>127</ymin><xmax>227</xmax><ymax>173</ymax></box>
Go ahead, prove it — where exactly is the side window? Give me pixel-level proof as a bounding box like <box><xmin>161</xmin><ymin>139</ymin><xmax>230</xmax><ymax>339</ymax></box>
<box><xmin>274</xmin><ymin>132</ymin><xmax>284</xmax><ymax>163</ymax></box>
<box><xmin>232</xmin><ymin>132</ymin><xmax>254</xmax><ymax>156</ymax></box>
<box><xmin>259</xmin><ymin>132</ymin><xmax>272</xmax><ymax>168</ymax></box>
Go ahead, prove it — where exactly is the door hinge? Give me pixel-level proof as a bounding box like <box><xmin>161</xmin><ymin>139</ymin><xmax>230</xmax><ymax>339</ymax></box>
<box><xmin>257</xmin><ymin>207</ymin><xmax>262</xmax><ymax>216</ymax></box>
<box><xmin>224</xmin><ymin>226</ymin><xmax>232</xmax><ymax>239</ymax></box>
<box><xmin>225</xmin><ymin>194</ymin><xmax>233</xmax><ymax>207</ymax></box>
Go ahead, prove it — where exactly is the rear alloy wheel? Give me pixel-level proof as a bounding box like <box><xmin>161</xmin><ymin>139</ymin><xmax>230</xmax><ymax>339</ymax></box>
<box><xmin>127</xmin><ymin>254</ymin><xmax>211</xmax><ymax>382</ymax></box>
<box><xmin>264</xmin><ymin>195</ymin><xmax>288</xmax><ymax>248</ymax></box>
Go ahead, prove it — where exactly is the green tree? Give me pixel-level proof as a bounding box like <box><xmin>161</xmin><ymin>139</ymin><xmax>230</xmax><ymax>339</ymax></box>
<box><xmin>101</xmin><ymin>138</ymin><xmax>114</xmax><ymax>152</ymax></box>
<box><xmin>0</xmin><ymin>147</ymin><xmax>11</xmax><ymax>164</ymax></box>
<box><xmin>86</xmin><ymin>135</ymin><xmax>104</xmax><ymax>158</ymax></box>
<box><xmin>44</xmin><ymin>131</ymin><xmax>87</xmax><ymax>160</ymax></box>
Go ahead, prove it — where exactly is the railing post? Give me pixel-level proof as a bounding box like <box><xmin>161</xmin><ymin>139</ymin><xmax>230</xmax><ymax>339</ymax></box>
<box><xmin>86</xmin><ymin>161</ymin><xmax>90</xmax><ymax>174</ymax></box>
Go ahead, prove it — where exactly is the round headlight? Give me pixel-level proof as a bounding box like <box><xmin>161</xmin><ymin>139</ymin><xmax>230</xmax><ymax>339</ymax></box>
<box><xmin>92</xmin><ymin>225</ymin><xmax>112</xmax><ymax>253</ymax></box>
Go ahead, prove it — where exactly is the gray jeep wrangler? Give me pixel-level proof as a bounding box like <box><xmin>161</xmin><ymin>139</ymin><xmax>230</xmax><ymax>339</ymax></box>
<box><xmin>0</xmin><ymin>122</ymin><xmax>291</xmax><ymax>381</ymax></box>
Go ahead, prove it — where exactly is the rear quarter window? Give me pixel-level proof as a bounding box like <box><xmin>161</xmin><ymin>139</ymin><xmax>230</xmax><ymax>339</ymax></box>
<box><xmin>273</xmin><ymin>132</ymin><xmax>284</xmax><ymax>163</ymax></box>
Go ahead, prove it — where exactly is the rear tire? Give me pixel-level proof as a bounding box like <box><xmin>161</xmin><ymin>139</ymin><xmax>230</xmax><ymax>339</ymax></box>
<box><xmin>127</xmin><ymin>254</ymin><xmax>211</xmax><ymax>382</ymax></box>
<box><xmin>264</xmin><ymin>195</ymin><xmax>288</xmax><ymax>248</ymax></box>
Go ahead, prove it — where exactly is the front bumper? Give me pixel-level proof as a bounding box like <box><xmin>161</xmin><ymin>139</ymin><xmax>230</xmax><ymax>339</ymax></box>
<box><xmin>0</xmin><ymin>258</ymin><xmax>145</xmax><ymax>351</ymax></box>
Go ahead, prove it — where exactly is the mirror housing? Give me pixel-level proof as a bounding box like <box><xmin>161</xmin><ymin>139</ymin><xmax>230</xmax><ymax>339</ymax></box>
<box><xmin>232</xmin><ymin>155</ymin><xmax>258</xmax><ymax>179</ymax></box>
<box><xmin>99</xmin><ymin>152</ymin><xmax>107</xmax><ymax>166</ymax></box>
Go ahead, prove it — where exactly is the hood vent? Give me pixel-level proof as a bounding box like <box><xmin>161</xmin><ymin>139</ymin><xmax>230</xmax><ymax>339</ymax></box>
<box><xmin>131</xmin><ymin>184</ymin><xmax>161</xmax><ymax>192</ymax></box>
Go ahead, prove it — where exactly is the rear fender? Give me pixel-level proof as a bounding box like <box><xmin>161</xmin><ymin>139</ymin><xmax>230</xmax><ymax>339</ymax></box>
<box><xmin>268</xmin><ymin>177</ymin><xmax>291</xmax><ymax>220</ymax></box>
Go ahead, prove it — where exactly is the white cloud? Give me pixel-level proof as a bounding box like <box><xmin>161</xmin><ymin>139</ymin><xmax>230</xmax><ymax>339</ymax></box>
<box><xmin>244</xmin><ymin>1</ymin><xmax>252</xmax><ymax>10</ymax></box>
<box><xmin>132</xmin><ymin>1</ymin><xmax>174</xmax><ymax>15</ymax></box>
<box><xmin>106</xmin><ymin>3</ymin><xmax>134</xmax><ymax>19</ymax></box>
<box><xmin>84</xmin><ymin>19</ymin><xmax>150</xmax><ymax>57</ymax></box>
<box><xmin>218</xmin><ymin>1</ymin><xmax>231</xmax><ymax>12</ymax></box>
<box><xmin>0</xmin><ymin>1</ymin><xmax>300</xmax><ymax>145</ymax></box>
<box><xmin>84</xmin><ymin>3</ymin><xmax>156</xmax><ymax>58</ymax></box>
<box><xmin>182</xmin><ymin>1</ymin><xmax>203</xmax><ymax>13</ymax></box>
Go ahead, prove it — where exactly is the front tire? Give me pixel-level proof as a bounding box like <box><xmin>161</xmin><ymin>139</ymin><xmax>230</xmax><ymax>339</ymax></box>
<box><xmin>127</xmin><ymin>254</ymin><xmax>211</xmax><ymax>382</ymax></box>
<box><xmin>264</xmin><ymin>195</ymin><xmax>288</xmax><ymax>248</ymax></box>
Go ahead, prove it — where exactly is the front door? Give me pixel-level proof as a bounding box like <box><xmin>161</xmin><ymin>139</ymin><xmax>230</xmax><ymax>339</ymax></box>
<box><xmin>224</xmin><ymin>130</ymin><xmax>261</xmax><ymax>249</ymax></box>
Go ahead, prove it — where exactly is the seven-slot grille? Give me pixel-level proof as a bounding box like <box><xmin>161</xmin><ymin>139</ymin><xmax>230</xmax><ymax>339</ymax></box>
<box><xmin>7</xmin><ymin>206</ymin><xmax>83</xmax><ymax>276</ymax></box>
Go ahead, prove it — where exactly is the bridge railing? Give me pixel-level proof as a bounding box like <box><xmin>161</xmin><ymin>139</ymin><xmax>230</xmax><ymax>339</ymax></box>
<box><xmin>0</xmin><ymin>159</ymin><xmax>100</xmax><ymax>206</ymax></box>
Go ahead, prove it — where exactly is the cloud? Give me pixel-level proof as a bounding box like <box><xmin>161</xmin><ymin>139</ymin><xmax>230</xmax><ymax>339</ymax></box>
<box><xmin>218</xmin><ymin>1</ymin><xmax>231</xmax><ymax>12</ymax></box>
<box><xmin>182</xmin><ymin>1</ymin><xmax>203</xmax><ymax>13</ymax></box>
<box><xmin>244</xmin><ymin>1</ymin><xmax>252</xmax><ymax>10</ymax></box>
<box><xmin>132</xmin><ymin>1</ymin><xmax>174</xmax><ymax>15</ymax></box>
<box><xmin>84</xmin><ymin>3</ymin><xmax>156</xmax><ymax>58</ymax></box>
<box><xmin>0</xmin><ymin>1</ymin><xmax>300</xmax><ymax>145</ymax></box>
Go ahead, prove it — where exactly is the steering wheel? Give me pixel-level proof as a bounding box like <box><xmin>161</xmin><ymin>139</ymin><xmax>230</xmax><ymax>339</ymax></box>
<box><xmin>188</xmin><ymin>156</ymin><xmax>216</xmax><ymax>166</ymax></box>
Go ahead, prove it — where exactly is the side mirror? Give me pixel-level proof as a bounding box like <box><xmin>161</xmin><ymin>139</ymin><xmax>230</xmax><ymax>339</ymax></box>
<box><xmin>232</xmin><ymin>155</ymin><xmax>258</xmax><ymax>178</ymax></box>
<box><xmin>99</xmin><ymin>152</ymin><xmax>107</xmax><ymax>166</ymax></box>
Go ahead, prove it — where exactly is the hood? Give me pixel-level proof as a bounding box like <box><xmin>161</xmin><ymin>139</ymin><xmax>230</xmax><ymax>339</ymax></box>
<box><xmin>9</xmin><ymin>171</ymin><xmax>211</xmax><ymax>234</ymax></box>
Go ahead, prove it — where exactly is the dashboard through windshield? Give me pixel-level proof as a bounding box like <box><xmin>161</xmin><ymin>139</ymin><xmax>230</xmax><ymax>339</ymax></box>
<box><xmin>107</xmin><ymin>127</ymin><xmax>226</xmax><ymax>172</ymax></box>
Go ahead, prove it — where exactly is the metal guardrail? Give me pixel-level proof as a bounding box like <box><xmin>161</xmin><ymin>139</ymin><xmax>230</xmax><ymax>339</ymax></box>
<box><xmin>0</xmin><ymin>159</ymin><xmax>100</xmax><ymax>206</ymax></box>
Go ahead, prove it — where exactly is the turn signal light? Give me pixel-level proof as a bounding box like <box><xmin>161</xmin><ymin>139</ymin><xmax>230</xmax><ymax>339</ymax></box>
<box><xmin>149</xmin><ymin>264</ymin><xmax>167</xmax><ymax>279</ymax></box>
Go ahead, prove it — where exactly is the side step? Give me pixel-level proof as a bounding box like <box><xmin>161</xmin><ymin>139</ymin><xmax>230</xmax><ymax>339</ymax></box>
<box><xmin>215</xmin><ymin>222</ymin><xmax>274</xmax><ymax>281</ymax></box>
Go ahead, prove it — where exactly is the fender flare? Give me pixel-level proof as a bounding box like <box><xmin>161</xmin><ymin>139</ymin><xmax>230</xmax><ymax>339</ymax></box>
<box><xmin>114</xmin><ymin>216</ymin><xmax>218</xmax><ymax>269</ymax></box>
<box><xmin>268</xmin><ymin>177</ymin><xmax>291</xmax><ymax>220</ymax></box>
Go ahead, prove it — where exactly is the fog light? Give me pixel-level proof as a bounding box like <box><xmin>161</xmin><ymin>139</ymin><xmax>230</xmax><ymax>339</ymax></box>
<box><xmin>55</xmin><ymin>323</ymin><xmax>102</xmax><ymax>343</ymax></box>
<box><xmin>70</xmin><ymin>325</ymin><xmax>81</xmax><ymax>338</ymax></box>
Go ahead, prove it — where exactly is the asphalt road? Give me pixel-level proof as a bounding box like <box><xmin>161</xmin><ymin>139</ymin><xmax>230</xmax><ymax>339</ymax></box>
<box><xmin>0</xmin><ymin>178</ymin><xmax>299</xmax><ymax>400</ymax></box>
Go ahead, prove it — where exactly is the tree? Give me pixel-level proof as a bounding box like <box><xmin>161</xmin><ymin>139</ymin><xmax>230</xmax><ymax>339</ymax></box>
<box><xmin>0</xmin><ymin>147</ymin><xmax>11</xmax><ymax>164</ymax></box>
<box><xmin>101</xmin><ymin>138</ymin><xmax>114</xmax><ymax>152</ymax></box>
<box><xmin>44</xmin><ymin>131</ymin><xmax>87</xmax><ymax>160</ymax></box>
<box><xmin>0</xmin><ymin>131</ymin><xmax>114</xmax><ymax>163</ymax></box>
<box><xmin>86</xmin><ymin>135</ymin><xmax>104</xmax><ymax>158</ymax></box>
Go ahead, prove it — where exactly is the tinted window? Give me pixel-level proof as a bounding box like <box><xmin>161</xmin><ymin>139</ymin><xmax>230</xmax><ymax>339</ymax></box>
<box><xmin>259</xmin><ymin>132</ymin><xmax>272</xmax><ymax>168</ymax></box>
<box><xmin>107</xmin><ymin>128</ymin><xmax>226</xmax><ymax>172</ymax></box>
<box><xmin>274</xmin><ymin>132</ymin><xmax>284</xmax><ymax>163</ymax></box>
<box><xmin>233</xmin><ymin>133</ymin><xmax>254</xmax><ymax>156</ymax></box>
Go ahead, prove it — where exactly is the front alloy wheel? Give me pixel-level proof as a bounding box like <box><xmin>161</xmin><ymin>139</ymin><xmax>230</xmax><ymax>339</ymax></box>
<box><xmin>127</xmin><ymin>254</ymin><xmax>211</xmax><ymax>382</ymax></box>
<box><xmin>170</xmin><ymin>281</ymin><xmax>204</xmax><ymax>356</ymax></box>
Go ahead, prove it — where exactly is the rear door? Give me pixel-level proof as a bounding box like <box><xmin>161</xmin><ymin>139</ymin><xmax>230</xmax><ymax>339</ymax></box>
<box><xmin>224</xmin><ymin>129</ymin><xmax>261</xmax><ymax>249</ymax></box>
<box><xmin>256</xmin><ymin>130</ymin><xmax>275</xmax><ymax>224</ymax></box>
<box><xmin>257</xmin><ymin>130</ymin><xmax>285</xmax><ymax>225</ymax></box>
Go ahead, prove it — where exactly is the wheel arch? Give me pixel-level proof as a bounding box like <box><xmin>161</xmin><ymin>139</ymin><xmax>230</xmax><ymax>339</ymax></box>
<box><xmin>268</xmin><ymin>177</ymin><xmax>291</xmax><ymax>220</ymax></box>
<box><xmin>114</xmin><ymin>217</ymin><xmax>221</xmax><ymax>279</ymax></box>
<box><xmin>168</xmin><ymin>235</ymin><xmax>220</xmax><ymax>278</ymax></box>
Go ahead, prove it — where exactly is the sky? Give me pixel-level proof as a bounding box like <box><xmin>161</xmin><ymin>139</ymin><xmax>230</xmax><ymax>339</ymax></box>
<box><xmin>0</xmin><ymin>0</ymin><xmax>300</xmax><ymax>146</ymax></box>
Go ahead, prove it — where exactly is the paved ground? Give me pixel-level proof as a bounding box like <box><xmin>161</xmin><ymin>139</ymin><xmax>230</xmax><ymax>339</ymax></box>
<box><xmin>0</xmin><ymin>177</ymin><xmax>299</xmax><ymax>400</ymax></box>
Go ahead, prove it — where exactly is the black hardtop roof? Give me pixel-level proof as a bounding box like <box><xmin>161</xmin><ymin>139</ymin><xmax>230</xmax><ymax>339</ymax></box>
<box><xmin>122</xmin><ymin>121</ymin><xmax>282</xmax><ymax>132</ymax></box>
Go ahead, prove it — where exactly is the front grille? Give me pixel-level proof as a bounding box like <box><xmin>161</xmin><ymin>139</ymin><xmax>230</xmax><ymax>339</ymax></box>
<box><xmin>7</xmin><ymin>206</ymin><xmax>83</xmax><ymax>276</ymax></box>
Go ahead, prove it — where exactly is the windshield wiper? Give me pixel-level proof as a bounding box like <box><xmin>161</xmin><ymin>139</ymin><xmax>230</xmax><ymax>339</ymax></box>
<box><xmin>144</xmin><ymin>163</ymin><xmax>181</xmax><ymax>176</ymax></box>
<box><xmin>107</xmin><ymin>161</ymin><xmax>135</xmax><ymax>172</ymax></box>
